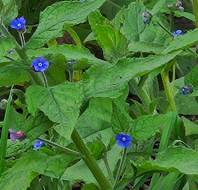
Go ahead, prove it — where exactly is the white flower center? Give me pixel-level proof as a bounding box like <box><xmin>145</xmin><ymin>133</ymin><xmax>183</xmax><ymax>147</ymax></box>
<box><xmin>122</xmin><ymin>137</ymin><xmax>126</xmax><ymax>141</ymax></box>
<box><xmin>17</xmin><ymin>23</ymin><xmax>21</xmax><ymax>27</ymax></box>
<box><xmin>38</xmin><ymin>62</ymin><xmax>43</xmax><ymax>67</ymax></box>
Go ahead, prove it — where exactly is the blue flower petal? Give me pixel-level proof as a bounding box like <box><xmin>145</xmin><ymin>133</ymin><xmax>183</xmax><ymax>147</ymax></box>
<box><xmin>32</xmin><ymin>57</ymin><xmax>49</xmax><ymax>72</ymax></box>
<box><xmin>115</xmin><ymin>133</ymin><xmax>132</xmax><ymax>148</ymax></box>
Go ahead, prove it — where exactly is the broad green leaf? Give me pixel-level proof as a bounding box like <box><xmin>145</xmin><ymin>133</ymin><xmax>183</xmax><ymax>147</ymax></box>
<box><xmin>151</xmin><ymin>0</ymin><xmax>166</xmax><ymax>15</ymax></box>
<box><xmin>25</xmin><ymin>83</ymin><xmax>83</xmax><ymax>139</ymax></box>
<box><xmin>0</xmin><ymin>38</ymin><xmax>17</xmax><ymax>62</ymax></box>
<box><xmin>1</xmin><ymin>0</ymin><xmax>18</xmax><ymax>25</ymax></box>
<box><xmin>121</xmin><ymin>1</ymin><xmax>146</xmax><ymax>42</ymax></box>
<box><xmin>82</xmin><ymin>183</ymin><xmax>99</xmax><ymax>190</ymax></box>
<box><xmin>0</xmin><ymin>62</ymin><xmax>30</xmax><ymax>87</ymax></box>
<box><xmin>76</xmin><ymin>98</ymin><xmax>112</xmax><ymax>138</ymax></box>
<box><xmin>88</xmin><ymin>11</ymin><xmax>127</xmax><ymax>62</ymax></box>
<box><xmin>182</xmin><ymin>117</ymin><xmax>198</xmax><ymax>136</ymax></box>
<box><xmin>138</xmin><ymin>146</ymin><xmax>198</xmax><ymax>175</ymax></box>
<box><xmin>185</xmin><ymin>66</ymin><xmax>198</xmax><ymax>87</ymax></box>
<box><xmin>26</xmin><ymin>0</ymin><xmax>106</xmax><ymax>49</ymax></box>
<box><xmin>111</xmin><ymin>98</ymin><xmax>132</xmax><ymax>133</ymax></box>
<box><xmin>131</xmin><ymin>112</ymin><xmax>177</xmax><ymax>141</ymax></box>
<box><xmin>163</xmin><ymin>29</ymin><xmax>198</xmax><ymax>54</ymax></box>
<box><xmin>0</xmin><ymin>151</ymin><xmax>75</xmax><ymax>190</ymax></box>
<box><xmin>82</xmin><ymin>51</ymin><xmax>180</xmax><ymax>98</ymax></box>
<box><xmin>27</xmin><ymin>45</ymin><xmax>105</xmax><ymax>65</ymax></box>
<box><xmin>174</xmin><ymin>11</ymin><xmax>195</xmax><ymax>22</ymax></box>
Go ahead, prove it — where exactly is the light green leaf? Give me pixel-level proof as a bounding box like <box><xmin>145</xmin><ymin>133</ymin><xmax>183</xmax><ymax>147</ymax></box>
<box><xmin>185</xmin><ymin>65</ymin><xmax>198</xmax><ymax>87</ymax></box>
<box><xmin>26</xmin><ymin>0</ymin><xmax>106</xmax><ymax>49</ymax></box>
<box><xmin>174</xmin><ymin>11</ymin><xmax>195</xmax><ymax>22</ymax></box>
<box><xmin>27</xmin><ymin>44</ymin><xmax>105</xmax><ymax>65</ymax></box>
<box><xmin>163</xmin><ymin>29</ymin><xmax>198</xmax><ymax>54</ymax></box>
<box><xmin>83</xmin><ymin>51</ymin><xmax>181</xmax><ymax>98</ymax></box>
<box><xmin>151</xmin><ymin>0</ymin><xmax>166</xmax><ymax>15</ymax></box>
<box><xmin>0</xmin><ymin>151</ymin><xmax>74</xmax><ymax>190</ymax></box>
<box><xmin>131</xmin><ymin>112</ymin><xmax>177</xmax><ymax>141</ymax></box>
<box><xmin>25</xmin><ymin>83</ymin><xmax>83</xmax><ymax>139</ymax></box>
<box><xmin>182</xmin><ymin>117</ymin><xmax>198</xmax><ymax>136</ymax></box>
<box><xmin>0</xmin><ymin>62</ymin><xmax>30</xmax><ymax>87</ymax></box>
<box><xmin>88</xmin><ymin>11</ymin><xmax>127</xmax><ymax>62</ymax></box>
<box><xmin>138</xmin><ymin>146</ymin><xmax>198</xmax><ymax>175</ymax></box>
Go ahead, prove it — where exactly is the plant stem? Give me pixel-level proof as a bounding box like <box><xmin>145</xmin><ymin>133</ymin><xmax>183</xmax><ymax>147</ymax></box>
<box><xmin>193</xmin><ymin>0</ymin><xmax>198</xmax><ymax>28</ymax></box>
<box><xmin>0</xmin><ymin>86</ymin><xmax>13</xmax><ymax>175</ymax></box>
<box><xmin>41</xmin><ymin>72</ymin><xmax>49</xmax><ymax>88</ymax></box>
<box><xmin>161</xmin><ymin>70</ymin><xmax>177</xmax><ymax>112</ymax></box>
<box><xmin>37</xmin><ymin>137</ymin><xmax>80</xmax><ymax>156</ymax></box>
<box><xmin>103</xmin><ymin>152</ymin><xmax>114</xmax><ymax>185</ymax></box>
<box><xmin>114</xmin><ymin>148</ymin><xmax>127</xmax><ymax>188</ymax></box>
<box><xmin>71</xmin><ymin>129</ymin><xmax>113</xmax><ymax>190</ymax></box>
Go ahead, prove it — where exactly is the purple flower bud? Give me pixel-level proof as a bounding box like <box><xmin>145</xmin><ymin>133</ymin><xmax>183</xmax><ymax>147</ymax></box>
<box><xmin>10</xmin><ymin>17</ymin><xmax>26</xmax><ymax>31</ymax></box>
<box><xmin>9</xmin><ymin>129</ymin><xmax>25</xmax><ymax>142</ymax></box>
<box><xmin>115</xmin><ymin>133</ymin><xmax>132</xmax><ymax>148</ymax></box>
<box><xmin>32</xmin><ymin>57</ymin><xmax>49</xmax><ymax>72</ymax></box>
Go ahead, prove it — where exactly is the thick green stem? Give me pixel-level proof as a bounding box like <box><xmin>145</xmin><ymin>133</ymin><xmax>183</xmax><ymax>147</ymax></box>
<box><xmin>0</xmin><ymin>86</ymin><xmax>13</xmax><ymax>175</ymax></box>
<box><xmin>161</xmin><ymin>71</ymin><xmax>177</xmax><ymax>112</ymax></box>
<box><xmin>71</xmin><ymin>129</ymin><xmax>113</xmax><ymax>190</ymax></box>
<box><xmin>193</xmin><ymin>0</ymin><xmax>198</xmax><ymax>28</ymax></box>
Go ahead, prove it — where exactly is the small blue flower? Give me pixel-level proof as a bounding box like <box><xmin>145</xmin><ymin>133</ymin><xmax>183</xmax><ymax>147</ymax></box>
<box><xmin>180</xmin><ymin>85</ymin><xmax>193</xmax><ymax>95</ymax></box>
<box><xmin>10</xmin><ymin>16</ymin><xmax>26</xmax><ymax>31</ymax></box>
<box><xmin>115</xmin><ymin>133</ymin><xmax>132</xmax><ymax>148</ymax></box>
<box><xmin>33</xmin><ymin>140</ymin><xmax>45</xmax><ymax>150</ymax></box>
<box><xmin>172</xmin><ymin>30</ymin><xmax>183</xmax><ymax>37</ymax></box>
<box><xmin>32</xmin><ymin>57</ymin><xmax>49</xmax><ymax>72</ymax></box>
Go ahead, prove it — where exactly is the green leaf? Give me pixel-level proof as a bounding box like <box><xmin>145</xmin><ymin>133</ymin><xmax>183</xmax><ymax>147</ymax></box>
<box><xmin>131</xmin><ymin>112</ymin><xmax>177</xmax><ymax>141</ymax></box>
<box><xmin>0</xmin><ymin>151</ymin><xmax>75</xmax><ymax>190</ymax></box>
<box><xmin>0</xmin><ymin>62</ymin><xmax>30</xmax><ymax>87</ymax></box>
<box><xmin>185</xmin><ymin>65</ymin><xmax>198</xmax><ymax>87</ymax></box>
<box><xmin>121</xmin><ymin>1</ymin><xmax>146</xmax><ymax>42</ymax></box>
<box><xmin>82</xmin><ymin>183</ymin><xmax>99</xmax><ymax>190</ymax></box>
<box><xmin>0</xmin><ymin>38</ymin><xmax>16</xmax><ymax>62</ymax></box>
<box><xmin>174</xmin><ymin>11</ymin><xmax>195</xmax><ymax>22</ymax></box>
<box><xmin>25</xmin><ymin>83</ymin><xmax>83</xmax><ymax>139</ymax></box>
<box><xmin>163</xmin><ymin>29</ymin><xmax>198</xmax><ymax>54</ymax></box>
<box><xmin>27</xmin><ymin>44</ymin><xmax>105</xmax><ymax>65</ymax></box>
<box><xmin>0</xmin><ymin>0</ymin><xmax>18</xmax><ymax>25</ymax></box>
<box><xmin>88</xmin><ymin>11</ymin><xmax>127</xmax><ymax>62</ymax></box>
<box><xmin>151</xmin><ymin>0</ymin><xmax>166</xmax><ymax>15</ymax></box>
<box><xmin>82</xmin><ymin>51</ymin><xmax>181</xmax><ymax>98</ymax></box>
<box><xmin>138</xmin><ymin>146</ymin><xmax>198</xmax><ymax>175</ymax></box>
<box><xmin>182</xmin><ymin>117</ymin><xmax>198</xmax><ymax>136</ymax></box>
<box><xmin>76</xmin><ymin>98</ymin><xmax>112</xmax><ymax>139</ymax></box>
<box><xmin>26</xmin><ymin>0</ymin><xmax>106</xmax><ymax>49</ymax></box>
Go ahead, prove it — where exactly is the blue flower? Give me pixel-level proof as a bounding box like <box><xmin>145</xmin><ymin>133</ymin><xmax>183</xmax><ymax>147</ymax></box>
<box><xmin>10</xmin><ymin>16</ymin><xmax>26</xmax><ymax>31</ymax></box>
<box><xmin>32</xmin><ymin>57</ymin><xmax>49</xmax><ymax>72</ymax></box>
<box><xmin>172</xmin><ymin>30</ymin><xmax>183</xmax><ymax>37</ymax></box>
<box><xmin>142</xmin><ymin>11</ymin><xmax>151</xmax><ymax>24</ymax></box>
<box><xmin>33</xmin><ymin>140</ymin><xmax>45</xmax><ymax>150</ymax></box>
<box><xmin>115</xmin><ymin>133</ymin><xmax>132</xmax><ymax>148</ymax></box>
<box><xmin>180</xmin><ymin>85</ymin><xmax>193</xmax><ymax>95</ymax></box>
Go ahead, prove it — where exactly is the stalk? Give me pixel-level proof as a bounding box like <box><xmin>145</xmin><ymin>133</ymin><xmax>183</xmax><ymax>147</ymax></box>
<box><xmin>0</xmin><ymin>86</ymin><xmax>13</xmax><ymax>175</ymax></box>
<box><xmin>193</xmin><ymin>0</ymin><xmax>198</xmax><ymax>28</ymax></box>
<box><xmin>161</xmin><ymin>70</ymin><xmax>177</xmax><ymax>112</ymax></box>
<box><xmin>71</xmin><ymin>129</ymin><xmax>113</xmax><ymax>190</ymax></box>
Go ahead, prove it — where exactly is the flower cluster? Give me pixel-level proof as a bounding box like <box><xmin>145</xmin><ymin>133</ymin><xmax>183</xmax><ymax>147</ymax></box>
<box><xmin>115</xmin><ymin>133</ymin><xmax>132</xmax><ymax>148</ymax></box>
